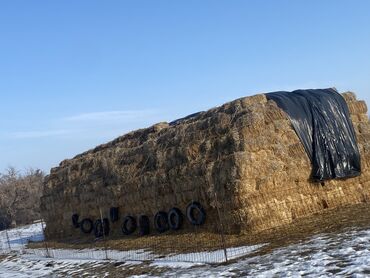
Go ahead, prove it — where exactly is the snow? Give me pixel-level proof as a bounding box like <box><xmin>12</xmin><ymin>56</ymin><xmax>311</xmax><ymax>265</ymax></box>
<box><xmin>1</xmin><ymin>222</ymin><xmax>370</xmax><ymax>277</ymax></box>
<box><xmin>22</xmin><ymin>244</ymin><xmax>262</xmax><ymax>264</ymax></box>
<box><xmin>151</xmin><ymin>244</ymin><xmax>266</xmax><ymax>266</ymax></box>
<box><xmin>0</xmin><ymin>222</ymin><xmax>264</xmax><ymax>276</ymax></box>
<box><xmin>0</xmin><ymin>222</ymin><xmax>261</xmax><ymax>264</ymax></box>
<box><xmin>155</xmin><ymin>228</ymin><xmax>370</xmax><ymax>277</ymax></box>
<box><xmin>0</xmin><ymin>222</ymin><xmax>44</xmax><ymax>253</ymax></box>
<box><xmin>0</xmin><ymin>256</ymin><xmax>108</xmax><ymax>278</ymax></box>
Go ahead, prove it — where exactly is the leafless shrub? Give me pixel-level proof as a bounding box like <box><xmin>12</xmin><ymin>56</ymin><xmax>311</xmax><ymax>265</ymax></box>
<box><xmin>0</xmin><ymin>167</ymin><xmax>44</xmax><ymax>229</ymax></box>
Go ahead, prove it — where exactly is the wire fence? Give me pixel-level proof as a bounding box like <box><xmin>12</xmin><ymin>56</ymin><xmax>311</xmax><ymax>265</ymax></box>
<box><xmin>1</xmin><ymin>187</ymin><xmax>370</xmax><ymax>265</ymax></box>
<box><xmin>0</xmin><ymin>220</ymin><xmax>247</xmax><ymax>264</ymax></box>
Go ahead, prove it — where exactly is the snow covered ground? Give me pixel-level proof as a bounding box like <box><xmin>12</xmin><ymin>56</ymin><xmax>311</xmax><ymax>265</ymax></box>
<box><xmin>1</xmin><ymin>222</ymin><xmax>370</xmax><ymax>277</ymax></box>
<box><xmin>0</xmin><ymin>221</ymin><xmax>44</xmax><ymax>253</ymax></box>
<box><xmin>0</xmin><ymin>222</ymin><xmax>261</xmax><ymax>264</ymax></box>
<box><xmin>0</xmin><ymin>222</ymin><xmax>263</xmax><ymax>276</ymax></box>
<box><xmin>155</xmin><ymin>228</ymin><xmax>370</xmax><ymax>277</ymax></box>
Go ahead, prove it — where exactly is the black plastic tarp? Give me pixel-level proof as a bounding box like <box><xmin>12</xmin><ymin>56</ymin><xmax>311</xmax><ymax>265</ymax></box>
<box><xmin>266</xmin><ymin>88</ymin><xmax>361</xmax><ymax>181</ymax></box>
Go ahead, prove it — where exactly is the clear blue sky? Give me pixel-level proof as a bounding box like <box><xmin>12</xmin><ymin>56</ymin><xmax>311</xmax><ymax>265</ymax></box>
<box><xmin>1</xmin><ymin>1</ymin><xmax>369</xmax><ymax>173</ymax></box>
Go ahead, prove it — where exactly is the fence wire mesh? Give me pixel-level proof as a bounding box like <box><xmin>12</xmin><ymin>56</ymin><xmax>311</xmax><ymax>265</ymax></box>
<box><xmin>1</xmin><ymin>190</ymin><xmax>370</xmax><ymax>265</ymax></box>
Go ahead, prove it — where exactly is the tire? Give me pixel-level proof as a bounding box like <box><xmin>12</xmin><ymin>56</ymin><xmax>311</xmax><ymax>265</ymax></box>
<box><xmin>102</xmin><ymin>218</ymin><xmax>110</xmax><ymax>236</ymax></box>
<box><xmin>168</xmin><ymin>208</ymin><xmax>183</xmax><ymax>230</ymax></box>
<box><xmin>72</xmin><ymin>214</ymin><xmax>79</xmax><ymax>228</ymax></box>
<box><xmin>186</xmin><ymin>202</ymin><xmax>206</xmax><ymax>226</ymax></box>
<box><xmin>121</xmin><ymin>216</ymin><xmax>137</xmax><ymax>235</ymax></box>
<box><xmin>94</xmin><ymin>220</ymin><xmax>102</xmax><ymax>238</ymax></box>
<box><xmin>110</xmin><ymin>207</ymin><xmax>119</xmax><ymax>223</ymax></box>
<box><xmin>94</xmin><ymin>218</ymin><xmax>110</xmax><ymax>238</ymax></box>
<box><xmin>154</xmin><ymin>211</ymin><xmax>169</xmax><ymax>233</ymax></box>
<box><xmin>138</xmin><ymin>215</ymin><xmax>150</xmax><ymax>236</ymax></box>
<box><xmin>80</xmin><ymin>218</ymin><xmax>93</xmax><ymax>234</ymax></box>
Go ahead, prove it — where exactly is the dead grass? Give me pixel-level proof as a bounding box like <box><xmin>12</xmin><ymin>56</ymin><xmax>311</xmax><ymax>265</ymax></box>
<box><xmin>28</xmin><ymin>202</ymin><xmax>370</xmax><ymax>257</ymax></box>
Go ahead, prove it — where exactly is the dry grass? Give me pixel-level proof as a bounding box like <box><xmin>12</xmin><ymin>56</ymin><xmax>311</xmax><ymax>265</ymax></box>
<box><xmin>29</xmin><ymin>202</ymin><xmax>370</xmax><ymax>257</ymax></box>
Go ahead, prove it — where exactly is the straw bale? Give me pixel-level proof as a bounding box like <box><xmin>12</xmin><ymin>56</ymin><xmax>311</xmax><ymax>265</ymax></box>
<box><xmin>347</xmin><ymin>100</ymin><xmax>368</xmax><ymax>114</ymax></box>
<box><xmin>41</xmin><ymin>91</ymin><xmax>370</xmax><ymax>239</ymax></box>
<box><xmin>358</xmin><ymin>123</ymin><xmax>370</xmax><ymax>134</ymax></box>
<box><xmin>358</xmin><ymin>114</ymin><xmax>370</xmax><ymax>122</ymax></box>
<box><xmin>239</xmin><ymin>94</ymin><xmax>267</xmax><ymax>107</ymax></box>
<box><xmin>342</xmin><ymin>91</ymin><xmax>357</xmax><ymax>102</ymax></box>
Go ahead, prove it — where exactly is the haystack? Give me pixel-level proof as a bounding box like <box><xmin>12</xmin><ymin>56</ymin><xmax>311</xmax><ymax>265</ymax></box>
<box><xmin>40</xmin><ymin>89</ymin><xmax>370</xmax><ymax>239</ymax></box>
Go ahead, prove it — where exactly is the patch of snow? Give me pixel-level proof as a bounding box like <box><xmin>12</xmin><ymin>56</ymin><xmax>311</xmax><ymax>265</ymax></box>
<box><xmin>23</xmin><ymin>244</ymin><xmax>265</xmax><ymax>266</ymax></box>
<box><xmin>2</xmin><ymin>222</ymin><xmax>370</xmax><ymax>277</ymax></box>
<box><xmin>156</xmin><ymin>228</ymin><xmax>370</xmax><ymax>277</ymax></box>
<box><xmin>0</xmin><ymin>222</ymin><xmax>44</xmax><ymax>253</ymax></box>
<box><xmin>150</xmin><ymin>261</ymin><xmax>204</xmax><ymax>269</ymax></box>
<box><xmin>24</xmin><ymin>247</ymin><xmax>155</xmax><ymax>262</ymax></box>
<box><xmin>152</xmin><ymin>244</ymin><xmax>266</xmax><ymax>266</ymax></box>
<box><xmin>0</xmin><ymin>255</ymin><xmax>105</xmax><ymax>278</ymax></box>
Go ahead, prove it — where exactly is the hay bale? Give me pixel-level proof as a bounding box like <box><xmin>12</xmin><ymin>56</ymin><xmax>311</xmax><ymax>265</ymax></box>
<box><xmin>342</xmin><ymin>91</ymin><xmax>357</xmax><ymax>102</ymax></box>
<box><xmin>347</xmin><ymin>100</ymin><xmax>368</xmax><ymax>114</ymax></box>
<box><xmin>41</xmin><ymin>91</ymin><xmax>370</xmax><ymax>239</ymax></box>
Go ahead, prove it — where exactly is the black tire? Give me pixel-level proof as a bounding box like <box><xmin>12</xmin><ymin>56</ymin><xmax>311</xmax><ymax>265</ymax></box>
<box><xmin>154</xmin><ymin>211</ymin><xmax>169</xmax><ymax>233</ymax></box>
<box><xmin>110</xmin><ymin>207</ymin><xmax>119</xmax><ymax>223</ymax></box>
<box><xmin>168</xmin><ymin>208</ymin><xmax>183</xmax><ymax>230</ymax></box>
<box><xmin>138</xmin><ymin>215</ymin><xmax>150</xmax><ymax>236</ymax></box>
<box><xmin>94</xmin><ymin>218</ymin><xmax>110</xmax><ymax>238</ymax></box>
<box><xmin>121</xmin><ymin>216</ymin><xmax>137</xmax><ymax>235</ymax></box>
<box><xmin>102</xmin><ymin>218</ymin><xmax>110</xmax><ymax>236</ymax></box>
<box><xmin>186</xmin><ymin>201</ymin><xmax>206</xmax><ymax>226</ymax></box>
<box><xmin>80</xmin><ymin>218</ymin><xmax>93</xmax><ymax>234</ymax></box>
<box><xmin>72</xmin><ymin>214</ymin><xmax>79</xmax><ymax>228</ymax></box>
<box><xmin>94</xmin><ymin>220</ymin><xmax>102</xmax><ymax>238</ymax></box>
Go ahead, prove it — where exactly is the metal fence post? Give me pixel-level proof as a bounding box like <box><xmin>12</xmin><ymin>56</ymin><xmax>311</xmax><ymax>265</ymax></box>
<box><xmin>5</xmin><ymin>229</ymin><xmax>11</xmax><ymax>252</ymax></box>
<box><xmin>214</xmin><ymin>191</ymin><xmax>228</xmax><ymax>263</ymax></box>
<box><xmin>41</xmin><ymin>219</ymin><xmax>51</xmax><ymax>257</ymax></box>
<box><xmin>99</xmin><ymin>207</ymin><xmax>109</xmax><ymax>260</ymax></box>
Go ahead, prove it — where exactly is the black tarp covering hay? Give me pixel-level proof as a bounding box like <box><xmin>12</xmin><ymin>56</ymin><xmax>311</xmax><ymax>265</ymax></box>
<box><xmin>267</xmin><ymin>88</ymin><xmax>361</xmax><ymax>181</ymax></box>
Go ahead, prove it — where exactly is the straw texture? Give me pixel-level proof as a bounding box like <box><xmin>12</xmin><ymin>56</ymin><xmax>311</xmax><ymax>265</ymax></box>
<box><xmin>40</xmin><ymin>91</ymin><xmax>370</xmax><ymax>238</ymax></box>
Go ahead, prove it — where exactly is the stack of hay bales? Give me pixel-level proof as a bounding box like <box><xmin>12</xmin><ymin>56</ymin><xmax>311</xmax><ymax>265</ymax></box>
<box><xmin>40</xmin><ymin>91</ymin><xmax>370</xmax><ymax>239</ymax></box>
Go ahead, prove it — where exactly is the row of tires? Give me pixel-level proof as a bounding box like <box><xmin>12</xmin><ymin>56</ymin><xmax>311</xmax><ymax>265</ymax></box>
<box><xmin>72</xmin><ymin>201</ymin><xmax>206</xmax><ymax>238</ymax></box>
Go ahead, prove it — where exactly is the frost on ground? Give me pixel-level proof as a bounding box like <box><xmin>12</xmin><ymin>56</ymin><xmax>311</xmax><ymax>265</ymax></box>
<box><xmin>1</xmin><ymin>222</ymin><xmax>370</xmax><ymax>277</ymax></box>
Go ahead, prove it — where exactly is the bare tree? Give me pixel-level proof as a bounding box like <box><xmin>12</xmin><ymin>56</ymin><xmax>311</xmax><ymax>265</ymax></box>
<box><xmin>0</xmin><ymin>167</ymin><xmax>44</xmax><ymax>228</ymax></box>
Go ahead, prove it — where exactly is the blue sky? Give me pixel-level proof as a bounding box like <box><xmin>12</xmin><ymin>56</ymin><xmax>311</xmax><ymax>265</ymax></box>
<box><xmin>1</xmin><ymin>1</ymin><xmax>369</xmax><ymax>172</ymax></box>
